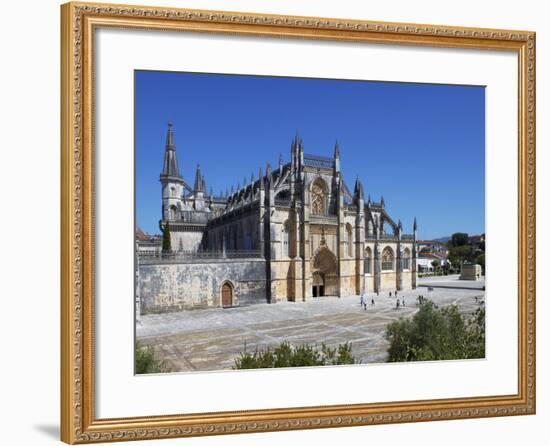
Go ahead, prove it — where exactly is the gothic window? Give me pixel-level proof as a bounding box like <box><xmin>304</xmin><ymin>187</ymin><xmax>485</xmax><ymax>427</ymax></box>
<box><xmin>402</xmin><ymin>248</ymin><xmax>411</xmax><ymax>270</ymax></box>
<box><xmin>237</xmin><ymin>223</ymin><xmax>244</xmax><ymax>250</ymax></box>
<box><xmin>244</xmin><ymin>222</ymin><xmax>253</xmax><ymax>250</ymax></box>
<box><xmin>232</xmin><ymin>225</ymin><xmax>238</xmax><ymax>250</ymax></box>
<box><xmin>168</xmin><ymin>205</ymin><xmax>178</xmax><ymax>221</ymax></box>
<box><xmin>282</xmin><ymin>220</ymin><xmax>290</xmax><ymax>257</ymax></box>
<box><xmin>382</xmin><ymin>247</ymin><xmax>394</xmax><ymax>271</ymax></box>
<box><xmin>311</xmin><ymin>179</ymin><xmax>326</xmax><ymax>216</ymax></box>
<box><xmin>364</xmin><ymin>247</ymin><xmax>372</xmax><ymax>274</ymax></box>
<box><xmin>275</xmin><ymin>189</ymin><xmax>290</xmax><ymax>204</ymax></box>
<box><xmin>345</xmin><ymin>224</ymin><xmax>353</xmax><ymax>257</ymax></box>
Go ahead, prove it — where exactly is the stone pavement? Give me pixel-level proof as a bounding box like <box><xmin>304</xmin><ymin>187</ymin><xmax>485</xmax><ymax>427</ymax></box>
<box><xmin>137</xmin><ymin>276</ymin><xmax>485</xmax><ymax>373</ymax></box>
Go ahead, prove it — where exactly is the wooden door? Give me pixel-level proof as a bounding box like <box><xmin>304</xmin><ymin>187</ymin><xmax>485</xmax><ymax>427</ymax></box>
<box><xmin>221</xmin><ymin>283</ymin><xmax>233</xmax><ymax>307</ymax></box>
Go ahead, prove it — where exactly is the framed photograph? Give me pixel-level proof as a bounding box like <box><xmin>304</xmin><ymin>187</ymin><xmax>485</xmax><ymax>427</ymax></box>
<box><xmin>60</xmin><ymin>2</ymin><xmax>536</xmax><ymax>443</ymax></box>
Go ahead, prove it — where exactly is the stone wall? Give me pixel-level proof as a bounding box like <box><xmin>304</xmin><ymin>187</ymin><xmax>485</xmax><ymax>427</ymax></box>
<box><xmin>139</xmin><ymin>258</ymin><xmax>266</xmax><ymax>313</ymax></box>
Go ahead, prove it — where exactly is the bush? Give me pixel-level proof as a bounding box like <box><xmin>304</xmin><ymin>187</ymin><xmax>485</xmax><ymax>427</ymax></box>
<box><xmin>135</xmin><ymin>341</ymin><xmax>171</xmax><ymax>374</ymax></box>
<box><xmin>385</xmin><ymin>300</ymin><xmax>485</xmax><ymax>362</ymax></box>
<box><xmin>233</xmin><ymin>341</ymin><xmax>356</xmax><ymax>369</ymax></box>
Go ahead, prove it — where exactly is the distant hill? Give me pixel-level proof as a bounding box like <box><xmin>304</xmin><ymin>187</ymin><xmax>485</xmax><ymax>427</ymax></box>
<box><xmin>432</xmin><ymin>236</ymin><xmax>451</xmax><ymax>243</ymax></box>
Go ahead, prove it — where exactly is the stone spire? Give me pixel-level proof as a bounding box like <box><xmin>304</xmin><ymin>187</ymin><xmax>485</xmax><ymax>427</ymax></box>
<box><xmin>266</xmin><ymin>163</ymin><xmax>273</xmax><ymax>185</ymax></box>
<box><xmin>333</xmin><ymin>140</ymin><xmax>341</xmax><ymax>173</ymax></box>
<box><xmin>194</xmin><ymin>164</ymin><xmax>204</xmax><ymax>192</ymax></box>
<box><xmin>259</xmin><ymin>166</ymin><xmax>264</xmax><ymax>190</ymax></box>
<box><xmin>413</xmin><ymin>216</ymin><xmax>417</xmax><ymax>232</ymax></box>
<box><xmin>161</xmin><ymin>122</ymin><xmax>181</xmax><ymax>178</ymax></box>
<box><xmin>354</xmin><ymin>176</ymin><xmax>364</xmax><ymax>201</ymax></box>
<box><xmin>381</xmin><ymin>195</ymin><xmax>385</xmax><ymax>208</ymax></box>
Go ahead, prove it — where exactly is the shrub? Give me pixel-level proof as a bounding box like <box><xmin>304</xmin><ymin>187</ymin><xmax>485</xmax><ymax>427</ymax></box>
<box><xmin>233</xmin><ymin>341</ymin><xmax>356</xmax><ymax>369</ymax></box>
<box><xmin>385</xmin><ymin>300</ymin><xmax>485</xmax><ymax>362</ymax></box>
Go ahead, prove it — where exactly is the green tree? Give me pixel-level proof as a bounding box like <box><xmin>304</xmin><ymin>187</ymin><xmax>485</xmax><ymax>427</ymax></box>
<box><xmin>431</xmin><ymin>259</ymin><xmax>440</xmax><ymax>271</ymax></box>
<box><xmin>385</xmin><ymin>301</ymin><xmax>485</xmax><ymax>362</ymax></box>
<box><xmin>233</xmin><ymin>341</ymin><xmax>356</xmax><ymax>369</ymax></box>
<box><xmin>448</xmin><ymin>244</ymin><xmax>473</xmax><ymax>267</ymax></box>
<box><xmin>450</xmin><ymin>232</ymin><xmax>469</xmax><ymax>247</ymax></box>
<box><xmin>161</xmin><ymin>224</ymin><xmax>171</xmax><ymax>253</ymax></box>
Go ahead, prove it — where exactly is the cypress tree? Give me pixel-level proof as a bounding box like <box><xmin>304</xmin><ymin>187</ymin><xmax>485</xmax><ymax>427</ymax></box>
<box><xmin>162</xmin><ymin>224</ymin><xmax>171</xmax><ymax>253</ymax></box>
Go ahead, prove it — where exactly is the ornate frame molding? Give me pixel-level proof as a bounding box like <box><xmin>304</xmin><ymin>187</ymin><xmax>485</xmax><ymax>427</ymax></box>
<box><xmin>60</xmin><ymin>2</ymin><xmax>536</xmax><ymax>443</ymax></box>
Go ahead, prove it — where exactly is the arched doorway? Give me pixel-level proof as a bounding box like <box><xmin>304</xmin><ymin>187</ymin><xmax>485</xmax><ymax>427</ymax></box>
<box><xmin>312</xmin><ymin>271</ymin><xmax>325</xmax><ymax>297</ymax></box>
<box><xmin>221</xmin><ymin>282</ymin><xmax>233</xmax><ymax>307</ymax></box>
<box><xmin>311</xmin><ymin>247</ymin><xmax>337</xmax><ymax>296</ymax></box>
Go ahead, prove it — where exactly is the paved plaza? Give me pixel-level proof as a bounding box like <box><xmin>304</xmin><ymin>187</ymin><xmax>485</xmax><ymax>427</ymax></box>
<box><xmin>137</xmin><ymin>275</ymin><xmax>485</xmax><ymax>373</ymax></box>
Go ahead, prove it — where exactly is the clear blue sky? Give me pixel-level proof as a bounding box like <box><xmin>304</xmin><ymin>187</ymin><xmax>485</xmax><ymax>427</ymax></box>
<box><xmin>135</xmin><ymin>70</ymin><xmax>485</xmax><ymax>240</ymax></box>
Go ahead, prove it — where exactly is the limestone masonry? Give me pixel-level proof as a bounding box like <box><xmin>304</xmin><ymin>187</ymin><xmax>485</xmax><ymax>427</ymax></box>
<box><xmin>137</xmin><ymin>123</ymin><xmax>418</xmax><ymax>313</ymax></box>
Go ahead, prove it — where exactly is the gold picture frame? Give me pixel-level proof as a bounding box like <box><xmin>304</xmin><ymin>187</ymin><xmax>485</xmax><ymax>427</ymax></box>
<box><xmin>60</xmin><ymin>2</ymin><xmax>536</xmax><ymax>443</ymax></box>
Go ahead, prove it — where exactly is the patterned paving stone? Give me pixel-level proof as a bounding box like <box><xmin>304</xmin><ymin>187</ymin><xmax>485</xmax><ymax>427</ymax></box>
<box><xmin>137</xmin><ymin>277</ymin><xmax>485</xmax><ymax>372</ymax></box>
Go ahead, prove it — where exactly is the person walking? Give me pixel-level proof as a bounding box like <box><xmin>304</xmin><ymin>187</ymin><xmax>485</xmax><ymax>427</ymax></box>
<box><xmin>396</xmin><ymin>298</ymin><xmax>400</xmax><ymax>309</ymax></box>
<box><xmin>371</xmin><ymin>298</ymin><xmax>375</xmax><ymax>306</ymax></box>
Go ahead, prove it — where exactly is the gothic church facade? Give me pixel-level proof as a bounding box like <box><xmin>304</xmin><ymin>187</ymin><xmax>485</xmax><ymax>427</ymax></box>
<box><xmin>138</xmin><ymin>124</ymin><xmax>417</xmax><ymax>312</ymax></box>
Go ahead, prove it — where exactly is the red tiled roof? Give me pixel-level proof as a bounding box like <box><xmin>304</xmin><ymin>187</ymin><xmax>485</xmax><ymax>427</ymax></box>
<box><xmin>136</xmin><ymin>227</ymin><xmax>149</xmax><ymax>242</ymax></box>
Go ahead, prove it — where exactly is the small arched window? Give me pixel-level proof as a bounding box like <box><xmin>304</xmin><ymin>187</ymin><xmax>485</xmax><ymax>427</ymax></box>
<box><xmin>364</xmin><ymin>247</ymin><xmax>372</xmax><ymax>274</ymax></box>
<box><xmin>402</xmin><ymin>248</ymin><xmax>411</xmax><ymax>270</ymax></box>
<box><xmin>168</xmin><ymin>205</ymin><xmax>178</xmax><ymax>221</ymax></box>
<box><xmin>382</xmin><ymin>247</ymin><xmax>394</xmax><ymax>271</ymax></box>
